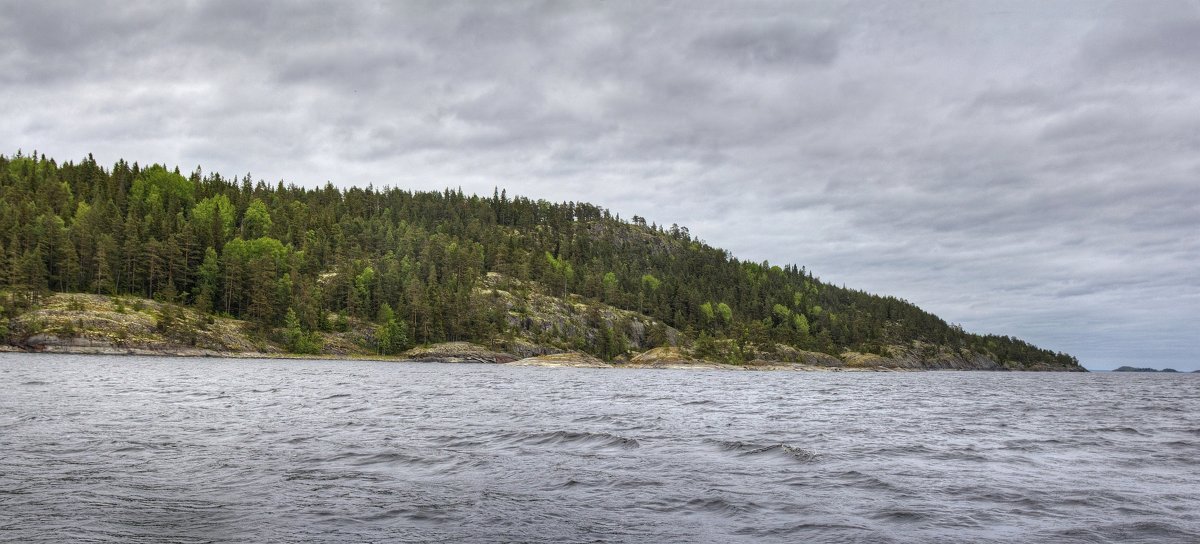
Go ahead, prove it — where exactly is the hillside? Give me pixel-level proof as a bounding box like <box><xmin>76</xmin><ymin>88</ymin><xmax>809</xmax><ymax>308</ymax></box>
<box><xmin>0</xmin><ymin>152</ymin><xmax>1083</xmax><ymax>371</ymax></box>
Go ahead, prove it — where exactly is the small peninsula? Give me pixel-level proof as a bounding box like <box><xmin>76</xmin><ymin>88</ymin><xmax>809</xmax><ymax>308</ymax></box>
<box><xmin>0</xmin><ymin>153</ymin><xmax>1083</xmax><ymax>371</ymax></box>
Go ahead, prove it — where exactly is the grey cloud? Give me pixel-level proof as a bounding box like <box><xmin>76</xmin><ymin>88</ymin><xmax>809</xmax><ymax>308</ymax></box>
<box><xmin>691</xmin><ymin>20</ymin><xmax>840</xmax><ymax>68</ymax></box>
<box><xmin>1083</xmin><ymin>13</ymin><xmax>1200</xmax><ymax>73</ymax></box>
<box><xmin>2</xmin><ymin>0</ymin><xmax>1197</xmax><ymax>369</ymax></box>
<box><xmin>0</xmin><ymin>3</ymin><xmax>164</xmax><ymax>86</ymax></box>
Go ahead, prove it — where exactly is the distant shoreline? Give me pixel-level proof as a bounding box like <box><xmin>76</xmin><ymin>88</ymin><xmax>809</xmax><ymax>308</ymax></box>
<box><xmin>1108</xmin><ymin>366</ymin><xmax>1196</xmax><ymax>373</ymax></box>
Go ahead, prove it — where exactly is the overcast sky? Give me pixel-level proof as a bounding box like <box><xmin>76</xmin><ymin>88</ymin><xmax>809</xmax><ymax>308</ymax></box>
<box><xmin>2</xmin><ymin>1</ymin><xmax>1197</xmax><ymax>370</ymax></box>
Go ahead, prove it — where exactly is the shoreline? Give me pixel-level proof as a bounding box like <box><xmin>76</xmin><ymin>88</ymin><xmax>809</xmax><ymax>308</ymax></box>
<box><xmin>1</xmin><ymin>293</ymin><xmax>1086</xmax><ymax>373</ymax></box>
<box><xmin>0</xmin><ymin>345</ymin><xmax>1057</xmax><ymax>372</ymax></box>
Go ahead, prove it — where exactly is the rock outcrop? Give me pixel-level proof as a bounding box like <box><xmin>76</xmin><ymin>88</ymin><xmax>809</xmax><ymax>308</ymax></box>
<box><xmin>624</xmin><ymin>347</ymin><xmax>740</xmax><ymax>370</ymax></box>
<box><xmin>508</xmin><ymin>352</ymin><xmax>611</xmax><ymax>368</ymax></box>
<box><xmin>401</xmin><ymin>342</ymin><xmax>517</xmax><ymax>364</ymax></box>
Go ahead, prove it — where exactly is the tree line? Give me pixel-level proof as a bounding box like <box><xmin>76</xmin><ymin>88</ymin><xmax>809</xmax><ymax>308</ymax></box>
<box><xmin>0</xmin><ymin>151</ymin><xmax>1077</xmax><ymax>367</ymax></box>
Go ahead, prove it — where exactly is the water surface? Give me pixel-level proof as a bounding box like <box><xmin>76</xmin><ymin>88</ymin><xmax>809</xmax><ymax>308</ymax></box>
<box><xmin>2</xmin><ymin>354</ymin><xmax>1197</xmax><ymax>543</ymax></box>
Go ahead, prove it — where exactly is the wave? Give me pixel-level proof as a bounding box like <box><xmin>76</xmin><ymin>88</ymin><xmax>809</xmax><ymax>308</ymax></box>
<box><xmin>713</xmin><ymin>440</ymin><xmax>818</xmax><ymax>462</ymax></box>
<box><xmin>1091</xmin><ymin>426</ymin><xmax>1148</xmax><ymax>436</ymax></box>
<box><xmin>685</xmin><ymin>496</ymin><xmax>761</xmax><ymax>515</ymax></box>
<box><xmin>736</xmin><ymin>521</ymin><xmax>875</xmax><ymax>540</ymax></box>
<box><xmin>1043</xmin><ymin>520</ymin><xmax>1200</xmax><ymax>542</ymax></box>
<box><xmin>499</xmin><ymin>430</ymin><xmax>641</xmax><ymax>450</ymax></box>
<box><xmin>642</xmin><ymin>496</ymin><xmax>761</xmax><ymax>517</ymax></box>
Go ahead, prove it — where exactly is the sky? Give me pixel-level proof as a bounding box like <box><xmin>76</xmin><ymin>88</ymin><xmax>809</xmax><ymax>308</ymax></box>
<box><xmin>1</xmin><ymin>1</ymin><xmax>1197</xmax><ymax>370</ymax></box>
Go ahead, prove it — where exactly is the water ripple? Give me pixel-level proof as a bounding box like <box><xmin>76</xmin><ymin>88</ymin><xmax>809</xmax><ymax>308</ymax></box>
<box><xmin>1</xmin><ymin>354</ymin><xmax>1198</xmax><ymax>543</ymax></box>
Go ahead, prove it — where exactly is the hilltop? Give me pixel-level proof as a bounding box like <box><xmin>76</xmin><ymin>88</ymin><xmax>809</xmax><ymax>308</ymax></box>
<box><xmin>0</xmin><ymin>152</ymin><xmax>1083</xmax><ymax>371</ymax></box>
<box><xmin>1112</xmin><ymin>366</ymin><xmax>1179</xmax><ymax>373</ymax></box>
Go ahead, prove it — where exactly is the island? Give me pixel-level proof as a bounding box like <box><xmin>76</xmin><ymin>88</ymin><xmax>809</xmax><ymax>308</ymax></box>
<box><xmin>0</xmin><ymin>152</ymin><xmax>1083</xmax><ymax>371</ymax></box>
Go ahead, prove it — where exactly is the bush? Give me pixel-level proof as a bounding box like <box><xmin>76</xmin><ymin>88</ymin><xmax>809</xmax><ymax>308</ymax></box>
<box><xmin>156</xmin><ymin>305</ymin><xmax>178</xmax><ymax>334</ymax></box>
<box><xmin>375</xmin><ymin>318</ymin><xmax>410</xmax><ymax>355</ymax></box>
<box><xmin>285</xmin><ymin>308</ymin><xmax>323</xmax><ymax>354</ymax></box>
<box><xmin>25</xmin><ymin>317</ymin><xmax>46</xmax><ymax>335</ymax></box>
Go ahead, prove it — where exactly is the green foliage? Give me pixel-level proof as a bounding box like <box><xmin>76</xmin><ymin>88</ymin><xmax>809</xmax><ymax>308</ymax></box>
<box><xmin>131</xmin><ymin>165</ymin><xmax>194</xmax><ymax>209</ymax></box>
<box><xmin>594</xmin><ymin>323</ymin><xmax>627</xmax><ymax>360</ymax></box>
<box><xmin>377</xmin><ymin>302</ymin><xmax>395</xmax><ymax>324</ymax></box>
<box><xmin>284</xmin><ymin>307</ymin><xmax>321</xmax><ymax>354</ymax></box>
<box><xmin>544</xmin><ymin>252</ymin><xmax>575</xmax><ymax>295</ymax></box>
<box><xmin>647</xmin><ymin>321</ymin><xmax>669</xmax><ymax>348</ymax></box>
<box><xmin>195</xmin><ymin>247</ymin><xmax>219</xmax><ymax>313</ymax></box>
<box><xmin>375</xmin><ymin>316</ymin><xmax>410</xmax><ymax>356</ymax></box>
<box><xmin>601</xmin><ymin>271</ymin><xmax>618</xmax><ymax>302</ymax></box>
<box><xmin>156</xmin><ymin>303</ymin><xmax>180</xmax><ymax>334</ymax></box>
<box><xmin>192</xmin><ymin>195</ymin><xmax>235</xmax><ymax>243</ymax></box>
<box><xmin>694</xmin><ymin>330</ymin><xmax>717</xmax><ymax>360</ymax></box>
<box><xmin>772</xmin><ymin>303</ymin><xmax>792</xmax><ymax>324</ymax></box>
<box><xmin>0</xmin><ymin>151</ymin><xmax>1078</xmax><ymax>368</ymax></box>
<box><xmin>334</xmin><ymin>313</ymin><xmax>350</xmax><ymax>333</ymax></box>
<box><xmin>241</xmin><ymin>199</ymin><xmax>273</xmax><ymax>239</ymax></box>
<box><xmin>716</xmin><ymin>302</ymin><xmax>732</xmax><ymax>325</ymax></box>
<box><xmin>355</xmin><ymin>266</ymin><xmax>376</xmax><ymax>314</ymax></box>
<box><xmin>224</xmin><ymin>236</ymin><xmax>287</xmax><ymax>267</ymax></box>
<box><xmin>374</xmin><ymin>303</ymin><xmax>410</xmax><ymax>355</ymax></box>
<box><xmin>793</xmin><ymin>313</ymin><xmax>810</xmax><ymax>336</ymax></box>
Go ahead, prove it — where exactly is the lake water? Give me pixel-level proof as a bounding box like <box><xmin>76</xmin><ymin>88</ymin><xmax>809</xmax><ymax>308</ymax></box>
<box><xmin>1</xmin><ymin>354</ymin><xmax>1197</xmax><ymax>543</ymax></box>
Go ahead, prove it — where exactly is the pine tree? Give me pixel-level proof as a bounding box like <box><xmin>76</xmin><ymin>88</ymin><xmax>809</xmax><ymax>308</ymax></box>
<box><xmin>119</xmin><ymin>213</ymin><xmax>141</xmax><ymax>294</ymax></box>
<box><xmin>20</xmin><ymin>248</ymin><xmax>49</xmax><ymax>294</ymax></box>
<box><xmin>195</xmin><ymin>247</ymin><xmax>219</xmax><ymax>313</ymax></box>
<box><xmin>0</xmin><ymin>237</ymin><xmax>7</xmax><ymax>288</ymax></box>
<box><xmin>93</xmin><ymin>235</ymin><xmax>116</xmax><ymax>295</ymax></box>
<box><xmin>241</xmin><ymin>199</ymin><xmax>272</xmax><ymax>239</ymax></box>
<box><xmin>376</xmin><ymin>313</ymin><xmax>410</xmax><ymax>356</ymax></box>
<box><xmin>284</xmin><ymin>307</ymin><xmax>306</xmax><ymax>353</ymax></box>
<box><xmin>246</xmin><ymin>255</ymin><xmax>278</xmax><ymax>327</ymax></box>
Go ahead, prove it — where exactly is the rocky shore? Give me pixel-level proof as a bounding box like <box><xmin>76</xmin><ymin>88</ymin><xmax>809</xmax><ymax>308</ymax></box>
<box><xmin>0</xmin><ymin>293</ymin><xmax>1085</xmax><ymax>372</ymax></box>
<box><xmin>0</xmin><ymin>340</ymin><xmax>984</xmax><ymax>372</ymax></box>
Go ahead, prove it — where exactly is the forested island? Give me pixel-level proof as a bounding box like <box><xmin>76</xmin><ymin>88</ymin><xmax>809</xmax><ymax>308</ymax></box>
<box><xmin>0</xmin><ymin>152</ymin><xmax>1083</xmax><ymax>371</ymax></box>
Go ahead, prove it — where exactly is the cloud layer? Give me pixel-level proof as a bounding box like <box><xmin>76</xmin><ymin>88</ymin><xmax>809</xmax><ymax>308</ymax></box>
<box><xmin>3</xmin><ymin>1</ymin><xmax>1197</xmax><ymax>369</ymax></box>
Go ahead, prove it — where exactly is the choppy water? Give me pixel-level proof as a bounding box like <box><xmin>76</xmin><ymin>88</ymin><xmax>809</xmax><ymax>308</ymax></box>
<box><xmin>1</xmin><ymin>354</ymin><xmax>1197</xmax><ymax>543</ymax></box>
